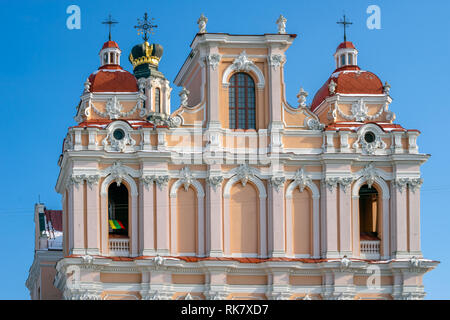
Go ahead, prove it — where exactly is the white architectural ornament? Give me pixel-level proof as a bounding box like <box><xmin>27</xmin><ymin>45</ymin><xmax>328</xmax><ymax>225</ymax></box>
<box><xmin>83</xmin><ymin>78</ymin><xmax>91</xmax><ymax>93</ymax></box>
<box><xmin>232</xmin><ymin>51</ymin><xmax>256</xmax><ymax>72</ymax></box>
<box><xmin>81</xmin><ymin>255</ymin><xmax>93</xmax><ymax>264</ymax></box>
<box><xmin>393</xmin><ymin>178</ymin><xmax>408</xmax><ymax>193</ymax></box>
<box><xmin>328</xmin><ymin>80</ymin><xmax>337</xmax><ymax>95</ymax></box>
<box><xmin>408</xmin><ymin>178</ymin><xmax>423</xmax><ymax>193</ymax></box>
<box><xmin>184</xmin><ymin>293</ymin><xmax>194</xmax><ymax>300</ymax></box>
<box><xmin>142</xmin><ymin>290</ymin><xmax>170</xmax><ymax>300</ymax></box>
<box><xmin>324</xmin><ymin>177</ymin><xmax>340</xmax><ymax>191</ymax></box>
<box><xmin>85</xmin><ymin>175</ymin><xmax>100</xmax><ymax>188</ymax></box>
<box><xmin>152</xmin><ymin>254</ymin><xmax>179</xmax><ymax>269</ymax></box>
<box><xmin>103</xmin><ymin>127</ymin><xmax>136</xmax><ymax>153</ymax></box>
<box><xmin>63</xmin><ymin>133</ymin><xmax>73</xmax><ymax>152</ymax></box>
<box><xmin>79</xmin><ymin>293</ymin><xmax>101</xmax><ymax>300</ymax></box>
<box><xmin>207</xmin><ymin>53</ymin><xmax>221</xmax><ymax>70</ymax></box>
<box><xmin>305</xmin><ymin>117</ymin><xmax>325</xmax><ymax>130</ymax></box>
<box><xmin>222</xmin><ymin>51</ymin><xmax>265</xmax><ymax>89</ymax></box>
<box><xmin>206</xmin><ymin>175</ymin><xmax>224</xmax><ymax>191</ymax></box>
<box><xmin>137</xmin><ymin>77</ymin><xmax>147</xmax><ymax>93</ymax></box>
<box><xmin>352</xmin><ymin>99</ymin><xmax>370</xmax><ymax>122</ymax></box>
<box><xmin>205</xmin><ymin>291</ymin><xmax>228</xmax><ymax>300</ymax></box>
<box><xmin>383</xmin><ymin>81</ymin><xmax>391</xmax><ymax>94</ymax></box>
<box><xmin>69</xmin><ymin>174</ymin><xmax>85</xmax><ymax>187</ymax></box>
<box><xmin>337</xmin><ymin>99</ymin><xmax>384</xmax><ymax>122</ymax></box>
<box><xmin>293</xmin><ymin>168</ymin><xmax>312</xmax><ymax>192</ymax></box>
<box><xmin>153</xmin><ymin>254</ymin><xmax>164</xmax><ymax>268</ymax></box>
<box><xmin>339</xmin><ymin>177</ymin><xmax>354</xmax><ymax>193</ymax></box>
<box><xmin>340</xmin><ymin>256</ymin><xmax>351</xmax><ymax>270</ymax></box>
<box><xmin>197</xmin><ymin>14</ymin><xmax>208</xmax><ymax>33</ymax></box>
<box><xmin>328</xmin><ymin>102</ymin><xmax>338</xmax><ymax>121</ymax></box>
<box><xmin>268</xmin><ymin>54</ymin><xmax>284</xmax><ymax>70</ymax></box>
<box><xmin>297</xmin><ymin>87</ymin><xmax>308</xmax><ymax>108</ymax></box>
<box><xmin>179</xmin><ymin>87</ymin><xmax>190</xmax><ymax>107</ymax></box>
<box><xmin>361</xmin><ymin>163</ymin><xmax>379</xmax><ymax>188</ymax></box>
<box><xmin>408</xmin><ymin>256</ymin><xmax>424</xmax><ymax>273</ymax></box>
<box><xmin>109</xmin><ymin>161</ymin><xmax>128</xmax><ymax>187</ymax></box>
<box><xmin>276</xmin><ymin>15</ymin><xmax>287</xmax><ymax>34</ymax></box>
<box><xmin>270</xmin><ymin>176</ymin><xmax>286</xmax><ymax>192</ymax></box>
<box><xmin>353</xmin><ymin>126</ymin><xmax>387</xmax><ymax>155</ymax></box>
<box><xmin>91</xmin><ymin>97</ymin><xmax>142</xmax><ymax>120</ymax></box>
<box><xmin>394</xmin><ymin>177</ymin><xmax>423</xmax><ymax>193</ymax></box>
<box><xmin>303</xmin><ymin>293</ymin><xmax>312</xmax><ymax>300</ymax></box>
<box><xmin>105</xmin><ymin>96</ymin><xmax>124</xmax><ymax>120</ymax></box>
<box><xmin>179</xmin><ymin>167</ymin><xmax>195</xmax><ymax>191</ymax></box>
<box><xmin>155</xmin><ymin>175</ymin><xmax>170</xmax><ymax>190</ymax></box>
<box><xmin>140</xmin><ymin>175</ymin><xmax>155</xmax><ymax>190</ymax></box>
<box><xmin>236</xmin><ymin>164</ymin><xmax>254</xmax><ymax>186</ymax></box>
<box><xmin>168</xmin><ymin>115</ymin><xmax>182</xmax><ymax>128</ymax></box>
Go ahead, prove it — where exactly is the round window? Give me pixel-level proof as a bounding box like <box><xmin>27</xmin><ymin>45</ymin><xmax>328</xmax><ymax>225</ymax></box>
<box><xmin>364</xmin><ymin>131</ymin><xmax>376</xmax><ymax>144</ymax></box>
<box><xmin>113</xmin><ymin>128</ymin><xmax>125</xmax><ymax>140</ymax></box>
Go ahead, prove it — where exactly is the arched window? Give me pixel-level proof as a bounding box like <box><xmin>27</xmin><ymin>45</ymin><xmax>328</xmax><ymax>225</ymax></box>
<box><xmin>229</xmin><ymin>73</ymin><xmax>256</xmax><ymax>129</ymax></box>
<box><xmin>103</xmin><ymin>53</ymin><xmax>108</xmax><ymax>65</ymax></box>
<box><xmin>359</xmin><ymin>185</ymin><xmax>379</xmax><ymax>240</ymax></box>
<box><xmin>155</xmin><ymin>88</ymin><xmax>161</xmax><ymax>113</ymax></box>
<box><xmin>108</xmin><ymin>183</ymin><xmax>129</xmax><ymax>237</ymax></box>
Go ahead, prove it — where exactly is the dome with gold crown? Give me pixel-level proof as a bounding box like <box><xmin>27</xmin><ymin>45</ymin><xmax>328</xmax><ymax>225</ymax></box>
<box><xmin>129</xmin><ymin>13</ymin><xmax>165</xmax><ymax>79</ymax></box>
<box><xmin>129</xmin><ymin>41</ymin><xmax>164</xmax><ymax>79</ymax></box>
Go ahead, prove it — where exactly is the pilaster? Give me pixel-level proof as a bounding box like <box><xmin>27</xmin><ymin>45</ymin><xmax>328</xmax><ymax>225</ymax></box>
<box><xmin>268</xmin><ymin>173</ymin><xmax>286</xmax><ymax>257</ymax></box>
<box><xmin>86</xmin><ymin>179</ymin><xmax>100</xmax><ymax>255</ymax></box>
<box><xmin>140</xmin><ymin>179</ymin><xmax>155</xmax><ymax>256</ymax></box>
<box><xmin>321</xmin><ymin>179</ymin><xmax>339</xmax><ymax>258</ymax></box>
<box><xmin>391</xmin><ymin>181</ymin><xmax>408</xmax><ymax>258</ymax></box>
<box><xmin>206</xmin><ymin>168</ymin><xmax>224</xmax><ymax>257</ymax></box>
<box><xmin>71</xmin><ymin>180</ymin><xmax>85</xmax><ymax>255</ymax></box>
<box><xmin>155</xmin><ymin>176</ymin><xmax>170</xmax><ymax>256</ymax></box>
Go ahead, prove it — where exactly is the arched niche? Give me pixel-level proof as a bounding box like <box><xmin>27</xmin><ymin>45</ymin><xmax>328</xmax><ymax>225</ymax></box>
<box><xmin>223</xmin><ymin>174</ymin><xmax>267</xmax><ymax>257</ymax></box>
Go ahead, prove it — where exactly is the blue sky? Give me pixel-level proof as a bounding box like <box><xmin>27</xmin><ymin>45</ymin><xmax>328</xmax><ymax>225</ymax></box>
<box><xmin>0</xmin><ymin>0</ymin><xmax>448</xmax><ymax>299</ymax></box>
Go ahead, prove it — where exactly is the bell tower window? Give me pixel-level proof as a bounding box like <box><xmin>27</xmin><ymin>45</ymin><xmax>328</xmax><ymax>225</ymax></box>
<box><xmin>340</xmin><ymin>54</ymin><xmax>346</xmax><ymax>67</ymax></box>
<box><xmin>108</xmin><ymin>183</ymin><xmax>129</xmax><ymax>237</ymax></box>
<box><xmin>359</xmin><ymin>184</ymin><xmax>379</xmax><ymax>240</ymax></box>
<box><xmin>348</xmin><ymin>53</ymin><xmax>353</xmax><ymax>65</ymax></box>
<box><xmin>229</xmin><ymin>72</ymin><xmax>256</xmax><ymax>129</ymax></box>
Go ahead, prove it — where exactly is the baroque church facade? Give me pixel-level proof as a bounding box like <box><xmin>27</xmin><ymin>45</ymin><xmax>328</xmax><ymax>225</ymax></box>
<box><xmin>26</xmin><ymin>14</ymin><xmax>438</xmax><ymax>300</ymax></box>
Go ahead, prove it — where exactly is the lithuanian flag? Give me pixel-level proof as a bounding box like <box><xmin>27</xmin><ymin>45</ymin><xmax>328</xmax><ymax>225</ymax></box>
<box><xmin>109</xmin><ymin>219</ymin><xmax>125</xmax><ymax>230</ymax></box>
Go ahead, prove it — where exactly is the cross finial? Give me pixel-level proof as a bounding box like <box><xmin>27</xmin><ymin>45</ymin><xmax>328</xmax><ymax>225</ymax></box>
<box><xmin>336</xmin><ymin>14</ymin><xmax>352</xmax><ymax>42</ymax></box>
<box><xmin>102</xmin><ymin>14</ymin><xmax>118</xmax><ymax>41</ymax></box>
<box><xmin>134</xmin><ymin>12</ymin><xmax>158</xmax><ymax>42</ymax></box>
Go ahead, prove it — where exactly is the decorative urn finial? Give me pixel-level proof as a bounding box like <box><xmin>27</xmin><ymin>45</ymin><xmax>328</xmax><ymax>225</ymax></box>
<box><xmin>297</xmin><ymin>87</ymin><xmax>308</xmax><ymax>107</ymax></box>
<box><xmin>179</xmin><ymin>87</ymin><xmax>190</xmax><ymax>107</ymax></box>
<box><xmin>328</xmin><ymin>80</ymin><xmax>337</xmax><ymax>95</ymax></box>
<box><xmin>383</xmin><ymin>81</ymin><xmax>391</xmax><ymax>94</ymax></box>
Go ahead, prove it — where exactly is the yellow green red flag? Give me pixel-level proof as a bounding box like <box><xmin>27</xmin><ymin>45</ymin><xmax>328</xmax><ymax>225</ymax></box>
<box><xmin>109</xmin><ymin>219</ymin><xmax>125</xmax><ymax>230</ymax></box>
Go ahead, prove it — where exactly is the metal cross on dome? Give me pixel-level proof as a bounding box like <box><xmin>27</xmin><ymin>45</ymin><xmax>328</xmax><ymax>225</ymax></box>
<box><xmin>336</xmin><ymin>14</ymin><xmax>352</xmax><ymax>42</ymax></box>
<box><xmin>134</xmin><ymin>12</ymin><xmax>158</xmax><ymax>41</ymax></box>
<box><xmin>102</xmin><ymin>14</ymin><xmax>118</xmax><ymax>41</ymax></box>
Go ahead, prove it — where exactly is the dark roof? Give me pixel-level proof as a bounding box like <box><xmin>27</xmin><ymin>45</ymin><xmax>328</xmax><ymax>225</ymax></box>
<box><xmin>44</xmin><ymin>209</ymin><xmax>62</xmax><ymax>231</ymax></box>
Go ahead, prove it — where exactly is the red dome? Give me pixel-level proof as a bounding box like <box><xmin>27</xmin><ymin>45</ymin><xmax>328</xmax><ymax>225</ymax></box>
<box><xmin>101</xmin><ymin>40</ymin><xmax>120</xmax><ymax>50</ymax></box>
<box><xmin>336</xmin><ymin>41</ymin><xmax>356</xmax><ymax>52</ymax></box>
<box><xmin>310</xmin><ymin>65</ymin><xmax>383</xmax><ymax>111</ymax></box>
<box><xmin>88</xmin><ymin>65</ymin><xmax>138</xmax><ymax>92</ymax></box>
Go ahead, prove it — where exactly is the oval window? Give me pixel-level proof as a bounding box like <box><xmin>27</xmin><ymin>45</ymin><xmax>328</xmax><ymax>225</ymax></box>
<box><xmin>113</xmin><ymin>129</ymin><xmax>125</xmax><ymax>140</ymax></box>
<box><xmin>364</xmin><ymin>131</ymin><xmax>376</xmax><ymax>143</ymax></box>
